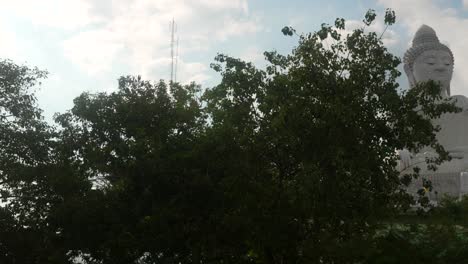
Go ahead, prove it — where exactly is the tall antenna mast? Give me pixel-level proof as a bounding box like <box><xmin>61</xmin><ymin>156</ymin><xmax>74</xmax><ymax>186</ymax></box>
<box><xmin>175</xmin><ymin>36</ymin><xmax>179</xmax><ymax>83</ymax></box>
<box><xmin>170</xmin><ymin>18</ymin><xmax>175</xmax><ymax>83</ymax></box>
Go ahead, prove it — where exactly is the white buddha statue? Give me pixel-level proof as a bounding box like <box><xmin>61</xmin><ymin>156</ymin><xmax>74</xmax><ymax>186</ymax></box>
<box><xmin>402</xmin><ymin>25</ymin><xmax>468</xmax><ymax>174</ymax></box>
<box><xmin>404</xmin><ymin>25</ymin><xmax>453</xmax><ymax>98</ymax></box>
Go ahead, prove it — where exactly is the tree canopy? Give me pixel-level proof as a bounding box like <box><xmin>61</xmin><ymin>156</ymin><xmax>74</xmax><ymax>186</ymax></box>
<box><xmin>0</xmin><ymin>9</ymin><xmax>465</xmax><ymax>264</ymax></box>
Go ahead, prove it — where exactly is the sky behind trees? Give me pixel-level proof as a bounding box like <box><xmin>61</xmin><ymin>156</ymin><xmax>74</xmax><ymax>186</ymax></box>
<box><xmin>0</xmin><ymin>0</ymin><xmax>468</xmax><ymax>121</ymax></box>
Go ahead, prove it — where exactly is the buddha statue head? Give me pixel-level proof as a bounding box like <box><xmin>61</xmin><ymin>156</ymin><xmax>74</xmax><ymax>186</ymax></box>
<box><xmin>404</xmin><ymin>25</ymin><xmax>454</xmax><ymax>97</ymax></box>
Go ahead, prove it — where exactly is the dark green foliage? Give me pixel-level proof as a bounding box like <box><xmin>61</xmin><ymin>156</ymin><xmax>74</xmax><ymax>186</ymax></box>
<box><xmin>0</xmin><ymin>60</ymin><xmax>72</xmax><ymax>263</ymax></box>
<box><xmin>384</xmin><ymin>8</ymin><xmax>396</xmax><ymax>26</ymax></box>
<box><xmin>366</xmin><ymin>197</ymin><xmax>468</xmax><ymax>263</ymax></box>
<box><xmin>281</xmin><ymin>26</ymin><xmax>296</xmax><ymax>37</ymax></box>
<box><xmin>0</xmin><ymin>9</ymin><xmax>465</xmax><ymax>264</ymax></box>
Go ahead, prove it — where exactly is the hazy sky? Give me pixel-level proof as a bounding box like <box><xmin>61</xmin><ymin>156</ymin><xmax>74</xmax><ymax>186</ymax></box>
<box><xmin>1</xmin><ymin>0</ymin><xmax>468</xmax><ymax>122</ymax></box>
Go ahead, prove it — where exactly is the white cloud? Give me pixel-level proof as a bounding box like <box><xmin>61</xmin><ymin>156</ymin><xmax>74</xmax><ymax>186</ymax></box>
<box><xmin>239</xmin><ymin>46</ymin><xmax>264</xmax><ymax>64</ymax></box>
<box><xmin>0</xmin><ymin>22</ymin><xmax>21</xmax><ymax>62</ymax></box>
<box><xmin>177</xmin><ymin>61</ymin><xmax>211</xmax><ymax>84</ymax></box>
<box><xmin>197</xmin><ymin>0</ymin><xmax>249</xmax><ymax>13</ymax></box>
<box><xmin>12</xmin><ymin>0</ymin><xmax>262</xmax><ymax>84</ymax></box>
<box><xmin>215</xmin><ymin>16</ymin><xmax>264</xmax><ymax>41</ymax></box>
<box><xmin>464</xmin><ymin>0</ymin><xmax>468</xmax><ymax>10</ymax></box>
<box><xmin>377</xmin><ymin>0</ymin><xmax>468</xmax><ymax>96</ymax></box>
<box><xmin>132</xmin><ymin>56</ymin><xmax>210</xmax><ymax>85</ymax></box>
<box><xmin>63</xmin><ymin>29</ymin><xmax>124</xmax><ymax>75</ymax></box>
<box><xmin>0</xmin><ymin>0</ymin><xmax>101</xmax><ymax>30</ymax></box>
<box><xmin>345</xmin><ymin>18</ymin><xmax>399</xmax><ymax>47</ymax></box>
<box><xmin>0</xmin><ymin>0</ymin><xmax>262</xmax><ymax>85</ymax></box>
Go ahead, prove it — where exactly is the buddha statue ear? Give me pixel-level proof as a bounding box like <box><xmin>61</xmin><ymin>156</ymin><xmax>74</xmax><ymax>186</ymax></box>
<box><xmin>404</xmin><ymin>63</ymin><xmax>416</xmax><ymax>88</ymax></box>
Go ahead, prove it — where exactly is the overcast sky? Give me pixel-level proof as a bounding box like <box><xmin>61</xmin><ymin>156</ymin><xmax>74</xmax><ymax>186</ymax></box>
<box><xmin>1</xmin><ymin>0</ymin><xmax>468</xmax><ymax>122</ymax></box>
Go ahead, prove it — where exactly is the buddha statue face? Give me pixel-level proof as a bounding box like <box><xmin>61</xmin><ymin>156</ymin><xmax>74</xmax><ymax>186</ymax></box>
<box><xmin>413</xmin><ymin>50</ymin><xmax>453</xmax><ymax>97</ymax></box>
<box><xmin>404</xmin><ymin>25</ymin><xmax>455</xmax><ymax>97</ymax></box>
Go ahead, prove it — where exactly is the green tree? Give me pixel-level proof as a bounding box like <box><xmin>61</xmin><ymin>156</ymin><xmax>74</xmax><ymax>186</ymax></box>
<box><xmin>53</xmin><ymin>77</ymin><xmax>209</xmax><ymax>263</ymax></box>
<box><xmin>201</xmin><ymin>9</ymin><xmax>457</xmax><ymax>263</ymax></box>
<box><xmin>0</xmin><ymin>60</ymin><xmax>72</xmax><ymax>263</ymax></box>
<box><xmin>51</xmin><ymin>9</ymin><xmax>458</xmax><ymax>264</ymax></box>
<box><xmin>1</xmin><ymin>9</ymin><xmax>461</xmax><ymax>264</ymax></box>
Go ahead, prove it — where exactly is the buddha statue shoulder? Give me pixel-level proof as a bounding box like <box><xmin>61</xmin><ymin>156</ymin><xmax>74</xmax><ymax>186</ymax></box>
<box><xmin>400</xmin><ymin>25</ymin><xmax>468</xmax><ymax>173</ymax></box>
